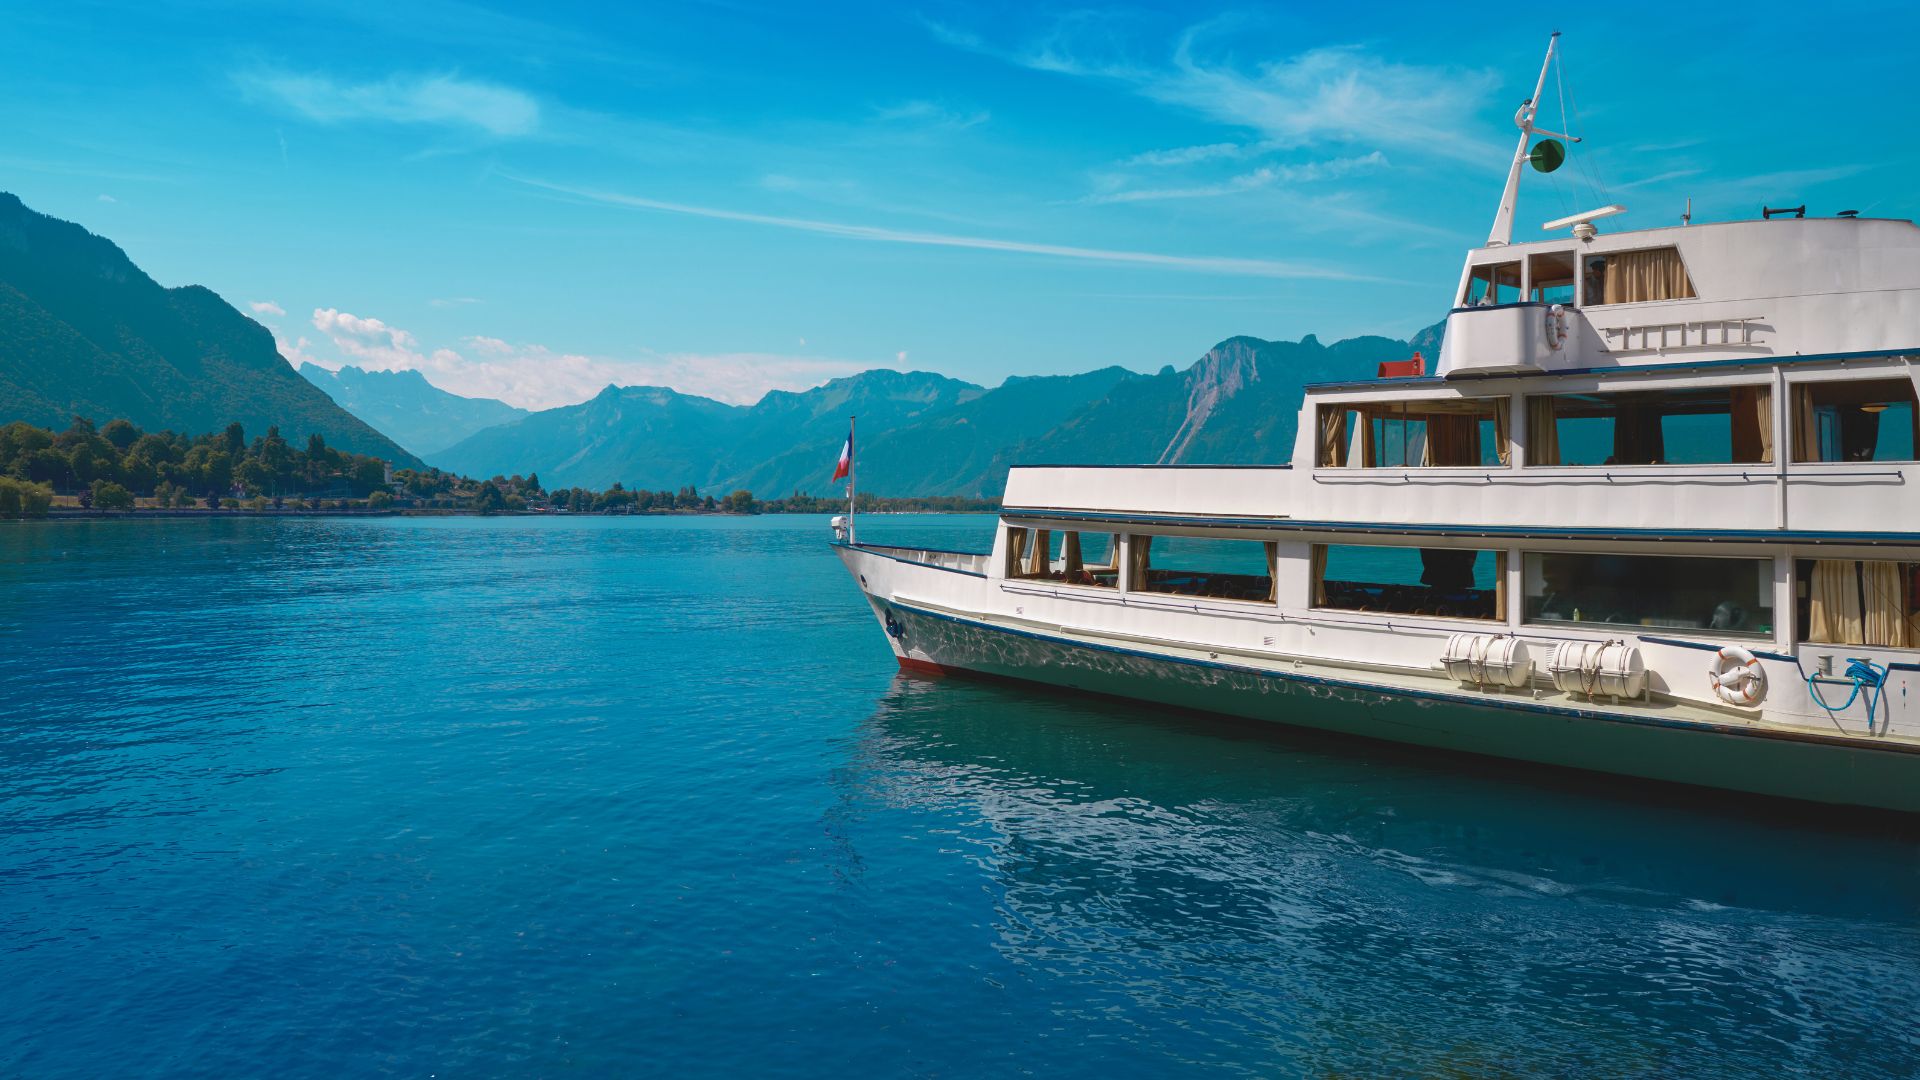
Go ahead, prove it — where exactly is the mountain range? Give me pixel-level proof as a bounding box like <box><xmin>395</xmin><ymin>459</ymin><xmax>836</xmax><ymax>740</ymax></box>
<box><xmin>0</xmin><ymin>193</ymin><xmax>417</xmax><ymax>465</ymax></box>
<box><xmin>299</xmin><ymin>363</ymin><xmax>527</xmax><ymax>458</ymax></box>
<box><xmin>0</xmin><ymin>191</ymin><xmax>1447</xmax><ymax>497</ymax></box>
<box><xmin>428</xmin><ymin>327</ymin><xmax>1440</xmax><ymax>497</ymax></box>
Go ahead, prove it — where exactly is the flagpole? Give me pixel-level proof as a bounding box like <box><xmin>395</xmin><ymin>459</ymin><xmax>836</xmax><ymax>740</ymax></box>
<box><xmin>846</xmin><ymin>415</ymin><xmax>856</xmax><ymax>546</ymax></box>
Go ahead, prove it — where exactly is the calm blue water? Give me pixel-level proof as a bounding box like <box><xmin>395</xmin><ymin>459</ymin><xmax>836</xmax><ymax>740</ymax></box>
<box><xmin>3</xmin><ymin>514</ymin><xmax>1919</xmax><ymax>1078</ymax></box>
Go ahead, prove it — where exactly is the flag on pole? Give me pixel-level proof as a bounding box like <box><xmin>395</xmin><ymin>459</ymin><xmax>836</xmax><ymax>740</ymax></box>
<box><xmin>832</xmin><ymin>430</ymin><xmax>853</xmax><ymax>482</ymax></box>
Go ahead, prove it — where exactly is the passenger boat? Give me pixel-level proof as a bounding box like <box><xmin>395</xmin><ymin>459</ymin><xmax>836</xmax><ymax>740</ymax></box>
<box><xmin>833</xmin><ymin>35</ymin><xmax>1920</xmax><ymax>813</ymax></box>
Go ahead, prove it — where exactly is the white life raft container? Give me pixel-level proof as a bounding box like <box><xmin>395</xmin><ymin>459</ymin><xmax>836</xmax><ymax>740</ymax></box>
<box><xmin>1709</xmin><ymin>645</ymin><xmax>1767</xmax><ymax>707</ymax></box>
<box><xmin>1442</xmin><ymin>633</ymin><xmax>1533</xmax><ymax>689</ymax></box>
<box><xmin>1547</xmin><ymin>640</ymin><xmax>1646</xmax><ymax>699</ymax></box>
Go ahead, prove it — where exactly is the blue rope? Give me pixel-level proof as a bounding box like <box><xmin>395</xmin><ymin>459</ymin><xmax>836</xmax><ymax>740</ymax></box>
<box><xmin>1807</xmin><ymin>658</ymin><xmax>1889</xmax><ymax>733</ymax></box>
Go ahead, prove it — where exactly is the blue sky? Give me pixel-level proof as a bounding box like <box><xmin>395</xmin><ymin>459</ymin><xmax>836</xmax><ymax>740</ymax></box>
<box><xmin>5</xmin><ymin>1</ymin><xmax>1916</xmax><ymax>408</ymax></box>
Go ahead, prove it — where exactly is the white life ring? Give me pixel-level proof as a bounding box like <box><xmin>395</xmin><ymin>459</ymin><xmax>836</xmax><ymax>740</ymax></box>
<box><xmin>1544</xmin><ymin>303</ymin><xmax>1569</xmax><ymax>351</ymax></box>
<box><xmin>1709</xmin><ymin>645</ymin><xmax>1767</xmax><ymax>706</ymax></box>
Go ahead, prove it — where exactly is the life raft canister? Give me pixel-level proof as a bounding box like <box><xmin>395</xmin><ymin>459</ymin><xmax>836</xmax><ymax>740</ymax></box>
<box><xmin>1709</xmin><ymin>645</ymin><xmax>1767</xmax><ymax>706</ymax></box>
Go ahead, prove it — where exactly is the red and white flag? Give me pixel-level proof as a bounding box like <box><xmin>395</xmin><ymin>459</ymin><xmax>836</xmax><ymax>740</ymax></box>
<box><xmin>832</xmin><ymin>431</ymin><xmax>853</xmax><ymax>482</ymax></box>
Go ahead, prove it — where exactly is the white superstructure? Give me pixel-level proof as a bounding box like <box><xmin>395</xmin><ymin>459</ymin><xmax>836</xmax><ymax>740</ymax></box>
<box><xmin>834</xmin><ymin>36</ymin><xmax>1920</xmax><ymax>813</ymax></box>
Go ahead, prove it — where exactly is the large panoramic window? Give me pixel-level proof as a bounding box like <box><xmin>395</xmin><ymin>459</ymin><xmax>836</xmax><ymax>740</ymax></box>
<box><xmin>1583</xmin><ymin>247</ymin><xmax>1696</xmax><ymax>305</ymax></box>
<box><xmin>1791</xmin><ymin>379</ymin><xmax>1919</xmax><ymax>463</ymax></box>
<box><xmin>1523</xmin><ymin>552</ymin><xmax>1773</xmax><ymax>637</ymax></box>
<box><xmin>1525</xmin><ymin>386</ymin><xmax>1773</xmax><ymax>466</ymax></box>
<box><xmin>1004</xmin><ymin>527</ymin><xmax>1120</xmax><ymax>588</ymax></box>
<box><xmin>1796</xmin><ymin>559</ymin><xmax>1920</xmax><ymax>647</ymax></box>
<box><xmin>1128</xmin><ymin>535</ymin><xmax>1276</xmax><ymax>603</ymax></box>
<box><xmin>1461</xmin><ymin>260</ymin><xmax>1522</xmax><ymax>306</ymax></box>
<box><xmin>1317</xmin><ymin>398</ymin><xmax>1510</xmax><ymax>468</ymax></box>
<box><xmin>1313</xmin><ymin>544</ymin><xmax>1504</xmax><ymax>621</ymax></box>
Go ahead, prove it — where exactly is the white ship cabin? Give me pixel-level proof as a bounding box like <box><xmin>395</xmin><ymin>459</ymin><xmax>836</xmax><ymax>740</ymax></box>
<box><xmin>957</xmin><ymin>209</ymin><xmax>1920</xmax><ymax>740</ymax></box>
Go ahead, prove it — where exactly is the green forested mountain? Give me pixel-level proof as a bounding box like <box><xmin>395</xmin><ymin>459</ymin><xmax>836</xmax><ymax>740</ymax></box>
<box><xmin>0</xmin><ymin>193</ymin><xmax>418</xmax><ymax>466</ymax></box>
<box><xmin>300</xmin><ymin>363</ymin><xmax>526</xmax><ymax>457</ymax></box>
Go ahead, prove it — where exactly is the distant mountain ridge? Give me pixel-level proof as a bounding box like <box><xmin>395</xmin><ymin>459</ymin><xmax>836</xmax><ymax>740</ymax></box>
<box><xmin>432</xmin><ymin>325</ymin><xmax>1442</xmax><ymax>497</ymax></box>
<box><xmin>299</xmin><ymin>363</ymin><xmax>526</xmax><ymax>457</ymax></box>
<box><xmin>0</xmin><ymin>193</ymin><xmax>418</xmax><ymax>465</ymax></box>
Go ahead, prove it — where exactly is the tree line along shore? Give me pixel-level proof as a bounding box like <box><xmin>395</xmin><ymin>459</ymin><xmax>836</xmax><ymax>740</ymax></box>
<box><xmin>0</xmin><ymin>417</ymin><xmax>997</xmax><ymax>518</ymax></box>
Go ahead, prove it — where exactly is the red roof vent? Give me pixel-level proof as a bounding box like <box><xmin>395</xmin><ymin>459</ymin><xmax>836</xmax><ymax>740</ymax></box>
<box><xmin>1377</xmin><ymin>352</ymin><xmax>1425</xmax><ymax>379</ymax></box>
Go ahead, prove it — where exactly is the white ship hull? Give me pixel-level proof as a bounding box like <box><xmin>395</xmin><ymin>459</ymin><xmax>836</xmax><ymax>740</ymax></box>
<box><xmin>838</xmin><ymin>544</ymin><xmax>1920</xmax><ymax>814</ymax></box>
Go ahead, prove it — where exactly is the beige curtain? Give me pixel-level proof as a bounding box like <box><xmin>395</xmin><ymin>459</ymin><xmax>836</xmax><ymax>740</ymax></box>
<box><xmin>1793</xmin><ymin>385</ymin><xmax>1821</xmax><ymax>462</ymax></box>
<box><xmin>1494</xmin><ymin>401</ymin><xmax>1512</xmax><ymax>465</ymax></box>
<box><xmin>1603</xmin><ymin>248</ymin><xmax>1696</xmax><ymax>304</ymax></box>
<box><xmin>1494</xmin><ymin>551</ymin><xmax>1508</xmax><ymax>620</ymax></box>
<box><xmin>1127</xmin><ymin>535</ymin><xmax>1152</xmax><ymax>591</ymax></box>
<box><xmin>1729</xmin><ymin>385</ymin><xmax>1774</xmax><ymax>464</ymax></box>
<box><xmin>1907</xmin><ymin>566</ymin><xmax>1920</xmax><ymax>646</ymax></box>
<box><xmin>1310</xmin><ymin>544</ymin><xmax>1328</xmax><ymax>606</ymax></box>
<box><xmin>1028</xmin><ymin>530</ymin><xmax>1051</xmax><ymax>576</ymax></box>
<box><xmin>1063</xmin><ymin>532</ymin><xmax>1083</xmax><ymax>581</ymax></box>
<box><xmin>1809</xmin><ymin>559</ymin><xmax>1864</xmax><ymax>645</ymax></box>
<box><xmin>1422</xmin><ymin>413</ymin><xmax>1480</xmax><ymax>467</ymax></box>
<box><xmin>1862</xmin><ymin>560</ymin><xmax>1909</xmax><ymax>647</ymax></box>
<box><xmin>1319</xmin><ymin>407</ymin><xmax>1348</xmax><ymax>467</ymax></box>
<box><xmin>1006</xmin><ymin>528</ymin><xmax>1028</xmax><ymax>578</ymax></box>
<box><xmin>1527</xmin><ymin>397</ymin><xmax>1560</xmax><ymax>466</ymax></box>
<box><xmin>1264</xmin><ymin>542</ymin><xmax>1279</xmax><ymax>603</ymax></box>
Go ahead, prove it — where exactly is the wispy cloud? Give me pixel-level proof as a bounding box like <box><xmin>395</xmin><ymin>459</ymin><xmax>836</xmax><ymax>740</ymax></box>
<box><xmin>1082</xmin><ymin>151</ymin><xmax>1388</xmax><ymax>205</ymax></box>
<box><xmin>237</xmin><ymin>69</ymin><xmax>540</xmax><ymax>136</ymax></box>
<box><xmin>871</xmin><ymin>99</ymin><xmax>989</xmax><ymax>130</ymax></box>
<box><xmin>96</xmin><ymin>193</ymin><xmax>117</xmax><ymax>203</ymax></box>
<box><xmin>1617</xmin><ymin>168</ymin><xmax>1703</xmax><ymax>190</ymax></box>
<box><xmin>933</xmin><ymin>16</ymin><xmax>1500</xmax><ymax>165</ymax></box>
<box><xmin>287</xmin><ymin>307</ymin><xmax>891</xmax><ymax>409</ymax></box>
<box><xmin>1121</xmin><ymin>142</ymin><xmax>1247</xmax><ymax>168</ymax></box>
<box><xmin>507</xmin><ymin>175</ymin><xmax>1377</xmax><ymax>281</ymax></box>
<box><xmin>429</xmin><ymin>296</ymin><xmax>482</xmax><ymax>308</ymax></box>
<box><xmin>248</xmin><ymin>300</ymin><xmax>285</xmax><ymax>317</ymax></box>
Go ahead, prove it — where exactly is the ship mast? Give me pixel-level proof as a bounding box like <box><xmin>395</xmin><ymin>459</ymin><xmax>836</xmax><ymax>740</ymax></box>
<box><xmin>1486</xmin><ymin>32</ymin><xmax>1577</xmax><ymax>247</ymax></box>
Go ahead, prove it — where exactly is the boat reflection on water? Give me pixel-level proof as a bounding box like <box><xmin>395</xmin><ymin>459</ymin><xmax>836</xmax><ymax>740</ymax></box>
<box><xmin>840</xmin><ymin>673</ymin><xmax>1920</xmax><ymax>1074</ymax></box>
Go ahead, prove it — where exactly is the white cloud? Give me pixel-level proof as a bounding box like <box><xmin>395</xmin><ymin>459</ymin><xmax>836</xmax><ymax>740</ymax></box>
<box><xmin>871</xmin><ymin>99</ymin><xmax>990</xmax><ymax>130</ymax></box>
<box><xmin>1121</xmin><ymin>142</ymin><xmax>1246</xmax><ymax>168</ymax></box>
<box><xmin>249</xmin><ymin>300</ymin><xmax>286</xmax><ymax>317</ymax></box>
<box><xmin>896</xmin><ymin>350</ymin><xmax>908</xmax><ymax>363</ymax></box>
<box><xmin>429</xmin><ymin>296</ymin><xmax>482</xmax><ymax>308</ymax></box>
<box><xmin>508</xmin><ymin>175</ymin><xmax>1377</xmax><ymax>281</ymax></box>
<box><xmin>287</xmin><ymin>306</ymin><xmax>891</xmax><ymax>409</ymax></box>
<box><xmin>97</xmin><ymin>193</ymin><xmax>117</xmax><ymax>203</ymax></box>
<box><xmin>1083</xmin><ymin>151</ymin><xmax>1388</xmax><ymax>205</ymax></box>
<box><xmin>237</xmin><ymin>69</ymin><xmax>540</xmax><ymax>137</ymax></box>
<box><xmin>935</xmin><ymin>17</ymin><xmax>1500</xmax><ymax>165</ymax></box>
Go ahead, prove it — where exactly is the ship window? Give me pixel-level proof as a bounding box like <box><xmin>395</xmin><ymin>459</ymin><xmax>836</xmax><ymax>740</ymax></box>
<box><xmin>1128</xmin><ymin>535</ymin><xmax>1276</xmax><ymax>603</ymax></box>
<box><xmin>1462</xmin><ymin>261</ymin><xmax>1522</xmax><ymax>307</ymax></box>
<box><xmin>1528</xmin><ymin>251</ymin><xmax>1577</xmax><ymax>305</ymax></box>
<box><xmin>1312</xmin><ymin>544</ymin><xmax>1504</xmax><ymax>621</ymax></box>
<box><xmin>1791</xmin><ymin>379</ymin><xmax>1918</xmax><ymax>462</ymax></box>
<box><xmin>1524</xmin><ymin>386</ymin><xmax>1773</xmax><ymax>466</ymax></box>
<box><xmin>1583</xmin><ymin>247</ymin><xmax>1696</xmax><ymax>305</ymax></box>
<box><xmin>1005</xmin><ymin>527</ymin><xmax>1120</xmax><ymax>587</ymax></box>
<box><xmin>1316</xmin><ymin>398</ymin><xmax>1510</xmax><ymax>468</ymax></box>
<box><xmin>1524</xmin><ymin>552</ymin><xmax>1773</xmax><ymax>637</ymax></box>
<box><xmin>1795</xmin><ymin>559</ymin><xmax>1919</xmax><ymax>647</ymax></box>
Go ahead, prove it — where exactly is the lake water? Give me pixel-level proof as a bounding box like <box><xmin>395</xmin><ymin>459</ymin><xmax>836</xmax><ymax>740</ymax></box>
<box><xmin>3</xmin><ymin>514</ymin><xmax>1918</xmax><ymax>1077</ymax></box>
